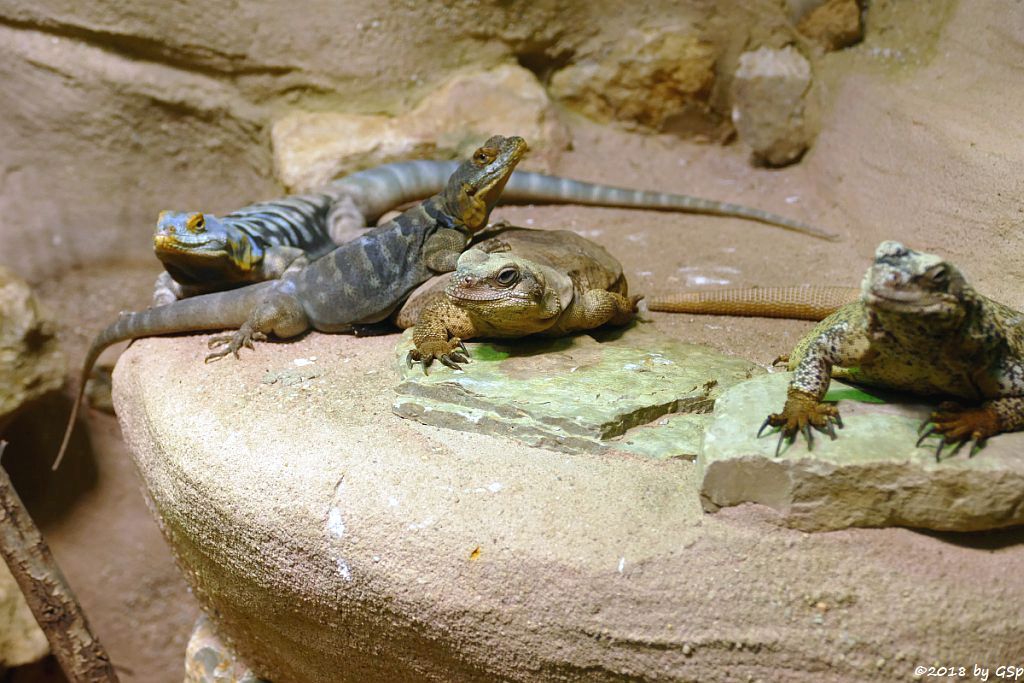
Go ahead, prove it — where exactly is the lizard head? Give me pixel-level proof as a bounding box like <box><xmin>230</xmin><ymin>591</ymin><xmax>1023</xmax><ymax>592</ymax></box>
<box><xmin>441</xmin><ymin>135</ymin><xmax>528</xmax><ymax>233</ymax></box>
<box><xmin>154</xmin><ymin>211</ymin><xmax>260</xmax><ymax>283</ymax></box>
<box><xmin>445</xmin><ymin>249</ymin><xmax>568</xmax><ymax>334</ymax></box>
<box><xmin>861</xmin><ymin>240</ymin><xmax>970</xmax><ymax>326</ymax></box>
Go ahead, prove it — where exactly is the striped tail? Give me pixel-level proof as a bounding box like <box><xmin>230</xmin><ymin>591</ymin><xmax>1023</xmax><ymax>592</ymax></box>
<box><xmin>54</xmin><ymin>284</ymin><xmax>273</xmax><ymax>470</ymax></box>
<box><xmin>324</xmin><ymin>160</ymin><xmax>460</xmax><ymax>222</ymax></box>
<box><xmin>648</xmin><ymin>286</ymin><xmax>861</xmax><ymax>321</ymax></box>
<box><xmin>500</xmin><ymin>172</ymin><xmax>839</xmax><ymax>241</ymax></box>
<box><xmin>320</xmin><ymin>161</ymin><xmax>838</xmax><ymax>240</ymax></box>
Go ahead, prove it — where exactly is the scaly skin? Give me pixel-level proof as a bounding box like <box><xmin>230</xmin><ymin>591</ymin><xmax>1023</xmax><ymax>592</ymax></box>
<box><xmin>400</xmin><ymin>227</ymin><xmax>639</xmax><ymax>373</ymax></box>
<box><xmin>55</xmin><ymin>135</ymin><xmax>528</xmax><ymax>469</ymax></box>
<box><xmin>761</xmin><ymin>241</ymin><xmax>1024</xmax><ymax>459</ymax></box>
<box><xmin>154</xmin><ymin>160</ymin><xmax>838</xmax><ymax>303</ymax></box>
<box><xmin>152</xmin><ymin>197</ymin><xmax>336</xmax><ymax>304</ymax></box>
<box><xmin>648</xmin><ymin>285</ymin><xmax>860</xmax><ymax>321</ymax></box>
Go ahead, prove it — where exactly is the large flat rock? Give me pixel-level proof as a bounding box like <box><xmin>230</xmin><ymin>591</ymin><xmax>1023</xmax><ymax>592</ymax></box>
<box><xmin>393</xmin><ymin>326</ymin><xmax>760</xmax><ymax>460</ymax></box>
<box><xmin>113</xmin><ymin>331</ymin><xmax>1024</xmax><ymax>682</ymax></box>
<box><xmin>701</xmin><ymin>372</ymin><xmax>1024</xmax><ymax>532</ymax></box>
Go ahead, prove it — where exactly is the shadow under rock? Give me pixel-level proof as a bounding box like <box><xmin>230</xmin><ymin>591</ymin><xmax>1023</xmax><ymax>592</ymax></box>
<box><xmin>915</xmin><ymin>525</ymin><xmax>1024</xmax><ymax>551</ymax></box>
<box><xmin>1</xmin><ymin>392</ymin><xmax>100</xmax><ymax>528</ymax></box>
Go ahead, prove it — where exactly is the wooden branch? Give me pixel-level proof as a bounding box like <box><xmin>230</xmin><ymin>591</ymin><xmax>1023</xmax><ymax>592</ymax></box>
<box><xmin>0</xmin><ymin>441</ymin><xmax>119</xmax><ymax>682</ymax></box>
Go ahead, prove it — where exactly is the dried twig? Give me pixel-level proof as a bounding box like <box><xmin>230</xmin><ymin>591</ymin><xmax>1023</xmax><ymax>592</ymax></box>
<box><xmin>0</xmin><ymin>440</ymin><xmax>119</xmax><ymax>682</ymax></box>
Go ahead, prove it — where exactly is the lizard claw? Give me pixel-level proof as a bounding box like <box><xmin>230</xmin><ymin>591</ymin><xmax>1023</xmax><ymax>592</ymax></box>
<box><xmin>758</xmin><ymin>389</ymin><xmax>842</xmax><ymax>456</ymax></box>
<box><xmin>204</xmin><ymin>329</ymin><xmax>266</xmax><ymax>363</ymax></box>
<box><xmin>407</xmin><ymin>338</ymin><xmax>472</xmax><ymax>374</ymax></box>
<box><xmin>916</xmin><ymin>402</ymin><xmax>997</xmax><ymax>461</ymax></box>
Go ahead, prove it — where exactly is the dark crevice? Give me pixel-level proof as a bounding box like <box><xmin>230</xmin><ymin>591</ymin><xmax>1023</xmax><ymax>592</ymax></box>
<box><xmin>0</xmin><ymin>14</ymin><xmax>300</xmax><ymax>79</ymax></box>
<box><xmin>514</xmin><ymin>45</ymin><xmax>575</xmax><ymax>85</ymax></box>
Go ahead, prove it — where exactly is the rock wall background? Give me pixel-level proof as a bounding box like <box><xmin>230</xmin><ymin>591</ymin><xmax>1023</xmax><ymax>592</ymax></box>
<box><xmin>0</xmin><ymin>0</ymin><xmax>862</xmax><ymax>283</ymax></box>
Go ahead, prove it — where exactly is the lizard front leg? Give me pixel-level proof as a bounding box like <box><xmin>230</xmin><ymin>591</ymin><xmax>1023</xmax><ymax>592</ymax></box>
<box><xmin>326</xmin><ymin>195</ymin><xmax>371</xmax><ymax>245</ymax></box>
<box><xmin>153</xmin><ymin>272</ymin><xmax>213</xmax><ymax>306</ymax></box>
<box><xmin>553</xmin><ymin>290</ymin><xmax>641</xmax><ymax>334</ymax></box>
<box><xmin>407</xmin><ymin>298</ymin><xmax>479</xmax><ymax>373</ymax></box>
<box><xmin>260</xmin><ymin>246</ymin><xmax>310</xmax><ymax>279</ymax></box>
<box><xmin>422</xmin><ymin>228</ymin><xmax>470</xmax><ymax>274</ymax></box>
<box><xmin>205</xmin><ymin>291</ymin><xmax>309</xmax><ymax>362</ymax></box>
<box><xmin>760</xmin><ymin>322</ymin><xmax>855</xmax><ymax>455</ymax></box>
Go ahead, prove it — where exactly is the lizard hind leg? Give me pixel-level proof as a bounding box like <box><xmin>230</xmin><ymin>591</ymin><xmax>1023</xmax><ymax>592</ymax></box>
<box><xmin>204</xmin><ymin>292</ymin><xmax>309</xmax><ymax>363</ymax></box>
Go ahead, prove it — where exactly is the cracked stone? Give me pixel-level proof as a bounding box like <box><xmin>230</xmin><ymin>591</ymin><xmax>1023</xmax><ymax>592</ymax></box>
<box><xmin>393</xmin><ymin>326</ymin><xmax>761</xmax><ymax>457</ymax></box>
<box><xmin>700</xmin><ymin>372</ymin><xmax>1024</xmax><ymax>532</ymax></box>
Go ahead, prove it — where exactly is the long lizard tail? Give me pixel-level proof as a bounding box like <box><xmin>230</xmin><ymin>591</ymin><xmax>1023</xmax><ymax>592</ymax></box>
<box><xmin>648</xmin><ymin>286</ymin><xmax>861</xmax><ymax>321</ymax></box>
<box><xmin>54</xmin><ymin>283</ymin><xmax>274</xmax><ymax>470</ymax></box>
<box><xmin>322</xmin><ymin>161</ymin><xmax>839</xmax><ymax>240</ymax></box>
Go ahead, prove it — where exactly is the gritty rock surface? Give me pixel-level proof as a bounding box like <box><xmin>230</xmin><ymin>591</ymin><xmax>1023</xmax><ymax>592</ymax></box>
<box><xmin>393</xmin><ymin>326</ymin><xmax>759</xmax><ymax>459</ymax></box>
<box><xmin>549</xmin><ymin>27</ymin><xmax>720</xmax><ymax>135</ymax></box>
<box><xmin>731</xmin><ymin>46</ymin><xmax>814</xmax><ymax>166</ymax></box>
<box><xmin>0</xmin><ymin>267</ymin><xmax>65</xmax><ymax>427</ymax></box>
<box><xmin>701</xmin><ymin>372</ymin><xmax>1024</xmax><ymax>532</ymax></box>
<box><xmin>272</xmin><ymin>65</ymin><xmax>570</xmax><ymax>192</ymax></box>
<box><xmin>114</xmin><ymin>330</ymin><xmax>1024</xmax><ymax>682</ymax></box>
<box><xmin>797</xmin><ymin>0</ymin><xmax>864</xmax><ymax>52</ymax></box>
<box><xmin>0</xmin><ymin>563</ymin><xmax>48</xmax><ymax>668</ymax></box>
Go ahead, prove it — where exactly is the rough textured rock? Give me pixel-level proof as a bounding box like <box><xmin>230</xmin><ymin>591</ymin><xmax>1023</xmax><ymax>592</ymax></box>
<box><xmin>393</xmin><ymin>327</ymin><xmax>759</xmax><ymax>459</ymax></box>
<box><xmin>0</xmin><ymin>267</ymin><xmax>65</xmax><ymax>427</ymax></box>
<box><xmin>0</xmin><ymin>563</ymin><xmax>48</xmax><ymax>668</ymax></box>
<box><xmin>731</xmin><ymin>46</ymin><xmax>814</xmax><ymax>166</ymax></box>
<box><xmin>184</xmin><ymin>616</ymin><xmax>265</xmax><ymax>683</ymax></box>
<box><xmin>701</xmin><ymin>372</ymin><xmax>1024</xmax><ymax>532</ymax></box>
<box><xmin>549</xmin><ymin>27</ymin><xmax>720</xmax><ymax>135</ymax></box>
<box><xmin>272</xmin><ymin>65</ymin><xmax>570</xmax><ymax>192</ymax></box>
<box><xmin>797</xmin><ymin>0</ymin><xmax>864</xmax><ymax>52</ymax></box>
<box><xmin>113</xmin><ymin>330</ymin><xmax>1024</xmax><ymax>682</ymax></box>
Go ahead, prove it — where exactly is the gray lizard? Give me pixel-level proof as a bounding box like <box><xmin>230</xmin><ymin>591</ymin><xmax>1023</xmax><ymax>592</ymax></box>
<box><xmin>152</xmin><ymin>160</ymin><xmax>839</xmax><ymax>304</ymax></box>
<box><xmin>56</xmin><ymin>135</ymin><xmax>528</xmax><ymax>469</ymax></box>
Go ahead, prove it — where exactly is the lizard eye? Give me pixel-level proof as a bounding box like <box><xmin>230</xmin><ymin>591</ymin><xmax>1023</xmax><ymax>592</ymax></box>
<box><xmin>495</xmin><ymin>267</ymin><xmax>518</xmax><ymax>286</ymax></box>
<box><xmin>186</xmin><ymin>214</ymin><xmax>205</xmax><ymax>233</ymax></box>
<box><xmin>925</xmin><ymin>264</ymin><xmax>948</xmax><ymax>285</ymax></box>
<box><xmin>473</xmin><ymin>148</ymin><xmax>497</xmax><ymax>164</ymax></box>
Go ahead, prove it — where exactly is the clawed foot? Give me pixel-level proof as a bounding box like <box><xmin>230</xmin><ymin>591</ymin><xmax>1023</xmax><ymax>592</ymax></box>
<box><xmin>757</xmin><ymin>389</ymin><xmax>843</xmax><ymax>457</ymax></box>
<box><xmin>916</xmin><ymin>401</ymin><xmax>997</xmax><ymax>460</ymax></box>
<box><xmin>406</xmin><ymin>338</ymin><xmax>470</xmax><ymax>374</ymax></box>
<box><xmin>205</xmin><ymin>329</ymin><xmax>267</xmax><ymax>363</ymax></box>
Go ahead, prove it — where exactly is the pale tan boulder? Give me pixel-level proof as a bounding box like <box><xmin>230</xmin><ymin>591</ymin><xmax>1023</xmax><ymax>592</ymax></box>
<box><xmin>272</xmin><ymin>65</ymin><xmax>570</xmax><ymax>192</ymax></box>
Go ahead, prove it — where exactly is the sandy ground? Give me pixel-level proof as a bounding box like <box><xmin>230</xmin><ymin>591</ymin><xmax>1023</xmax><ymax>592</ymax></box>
<box><xmin>5</xmin><ymin>0</ymin><xmax>1024</xmax><ymax>678</ymax></box>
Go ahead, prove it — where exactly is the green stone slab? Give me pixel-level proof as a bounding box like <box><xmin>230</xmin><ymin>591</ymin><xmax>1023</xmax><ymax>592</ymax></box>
<box><xmin>700</xmin><ymin>371</ymin><xmax>1024</xmax><ymax>532</ymax></box>
<box><xmin>392</xmin><ymin>325</ymin><xmax>761</xmax><ymax>458</ymax></box>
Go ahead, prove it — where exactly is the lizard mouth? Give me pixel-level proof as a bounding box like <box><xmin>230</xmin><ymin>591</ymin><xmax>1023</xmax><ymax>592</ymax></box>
<box><xmin>447</xmin><ymin>284</ymin><xmax>532</xmax><ymax>303</ymax></box>
<box><xmin>154</xmin><ymin>234</ymin><xmax>225</xmax><ymax>257</ymax></box>
<box><xmin>864</xmin><ymin>288</ymin><xmax>953</xmax><ymax>314</ymax></box>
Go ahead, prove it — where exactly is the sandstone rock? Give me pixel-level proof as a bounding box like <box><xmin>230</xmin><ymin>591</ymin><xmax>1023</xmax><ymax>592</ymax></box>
<box><xmin>272</xmin><ymin>65</ymin><xmax>570</xmax><ymax>192</ymax></box>
<box><xmin>184</xmin><ymin>616</ymin><xmax>265</xmax><ymax>683</ymax></box>
<box><xmin>0</xmin><ymin>267</ymin><xmax>65</xmax><ymax>427</ymax></box>
<box><xmin>0</xmin><ymin>563</ymin><xmax>48</xmax><ymax>668</ymax></box>
<box><xmin>549</xmin><ymin>28</ymin><xmax>720</xmax><ymax>135</ymax></box>
<box><xmin>393</xmin><ymin>326</ymin><xmax>760</xmax><ymax>459</ymax></box>
<box><xmin>113</xmin><ymin>328</ymin><xmax>1024</xmax><ymax>681</ymax></box>
<box><xmin>797</xmin><ymin>0</ymin><xmax>864</xmax><ymax>52</ymax></box>
<box><xmin>731</xmin><ymin>46</ymin><xmax>813</xmax><ymax>166</ymax></box>
<box><xmin>700</xmin><ymin>372</ymin><xmax>1024</xmax><ymax>532</ymax></box>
